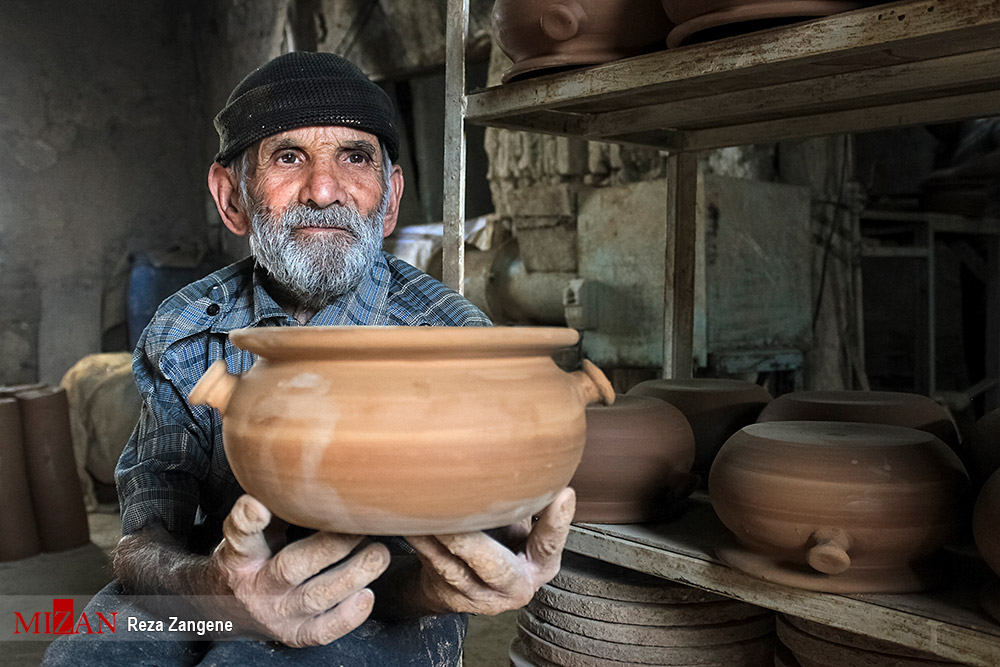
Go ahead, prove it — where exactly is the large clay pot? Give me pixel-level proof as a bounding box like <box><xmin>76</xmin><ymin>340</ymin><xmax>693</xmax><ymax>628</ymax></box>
<box><xmin>756</xmin><ymin>389</ymin><xmax>961</xmax><ymax>449</ymax></box>
<box><xmin>963</xmin><ymin>406</ymin><xmax>1000</xmax><ymax>490</ymax></box>
<box><xmin>661</xmin><ymin>0</ymin><xmax>868</xmax><ymax>49</ymax></box>
<box><xmin>627</xmin><ymin>378</ymin><xmax>772</xmax><ymax>484</ymax></box>
<box><xmin>973</xmin><ymin>469</ymin><xmax>1000</xmax><ymax>623</ymax></box>
<box><xmin>709</xmin><ymin>421</ymin><xmax>970</xmax><ymax>592</ymax></box>
<box><xmin>571</xmin><ymin>394</ymin><xmax>696</xmax><ymax>524</ymax></box>
<box><xmin>0</xmin><ymin>398</ymin><xmax>42</xmax><ymax>561</ymax></box>
<box><xmin>189</xmin><ymin>326</ymin><xmax>614</xmax><ymax>535</ymax></box>
<box><xmin>492</xmin><ymin>0</ymin><xmax>672</xmax><ymax>83</ymax></box>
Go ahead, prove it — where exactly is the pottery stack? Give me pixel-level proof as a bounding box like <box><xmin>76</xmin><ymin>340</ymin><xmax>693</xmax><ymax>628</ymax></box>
<box><xmin>514</xmin><ymin>551</ymin><xmax>775</xmax><ymax>666</ymax></box>
<box><xmin>775</xmin><ymin>614</ymin><xmax>964</xmax><ymax>666</ymax></box>
<box><xmin>0</xmin><ymin>383</ymin><xmax>90</xmax><ymax>560</ymax></box>
<box><xmin>571</xmin><ymin>394</ymin><xmax>697</xmax><ymax>524</ymax></box>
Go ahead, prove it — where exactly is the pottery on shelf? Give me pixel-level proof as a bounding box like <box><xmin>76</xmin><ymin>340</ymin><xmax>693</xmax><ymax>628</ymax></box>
<box><xmin>626</xmin><ymin>377</ymin><xmax>772</xmax><ymax>483</ymax></box>
<box><xmin>0</xmin><ymin>398</ymin><xmax>42</xmax><ymax>562</ymax></box>
<box><xmin>756</xmin><ymin>389</ymin><xmax>961</xmax><ymax>449</ymax></box>
<box><xmin>662</xmin><ymin>0</ymin><xmax>867</xmax><ymax>48</ymax></box>
<box><xmin>709</xmin><ymin>421</ymin><xmax>970</xmax><ymax>593</ymax></box>
<box><xmin>571</xmin><ymin>394</ymin><xmax>696</xmax><ymax>524</ymax></box>
<box><xmin>973</xmin><ymin>468</ymin><xmax>1000</xmax><ymax>623</ymax></box>
<box><xmin>189</xmin><ymin>326</ymin><xmax>615</xmax><ymax>535</ymax></box>
<box><xmin>963</xmin><ymin>406</ymin><xmax>1000</xmax><ymax>489</ymax></box>
<box><xmin>492</xmin><ymin>0</ymin><xmax>672</xmax><ymax>83</ymax></box>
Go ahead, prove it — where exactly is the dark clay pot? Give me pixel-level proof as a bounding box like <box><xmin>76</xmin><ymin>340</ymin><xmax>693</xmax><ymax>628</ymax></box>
<box><xmin>0</xmin><ymin>398</ymin><xmax>42</xmax><ymax>561</ymax></box>
<box><xmin>974</xmin><ymin>469</ymin><xmax>1000</xmax><ymax>623</ymax></box>
<box><xmin>572</xmin><ymin>394</ymin><xmax>696</xmax><ymax>523</ymax></box>
<box><xmin>963</xmin><ymin>407</ymin><xmax>1000</xmax><ymax>490</ymax></box>
<box><xmin>492</xmin><ymin>0</ymin><xmax>673</xmax><ymax>82</ymax></box>
<box><xmin>756</xmin><ymin>389</ymin><xmax>960</xmax><ymax>449</ymax></box>
<box><xmin>627</xmin><ymin>377</ymin><xmax>771</xmax><ymax>485</ymax></box>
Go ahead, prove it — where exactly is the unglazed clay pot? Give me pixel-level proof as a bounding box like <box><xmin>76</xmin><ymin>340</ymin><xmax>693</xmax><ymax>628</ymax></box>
<box><xmin>709</xmin><ymin>421</ymin><xmax>970</xmax><ymax>592</ymax></box>
<box><xmin>492</xmin><ymin>0</ymin><xmax>672</xmax><ymax>82</ymax></box>
<box><xmin>757</xmin><ymin>389</ymin><xmax>960</xmax><ymax>449</ymax></box>
<box><xmin>662</xmin><ymin>0</ymin><xmax>867</xmax><ymax>48</ymax></box>
<box><xmin>973</xmin><ymin>469</ymin><xmax>1000</xmax><ymax>623</ymax></box>
<box><xmin>627</xmin><ymin>378</ymin><xmax>771</xmax><ymax>484</ymax></box>
<box><xmin>963</xmin><ymin>407</ymin><xmax>1000</xmax><ymax>490</ymax></box>
<box><xmin>571</xmin><ymin>394</ymin><xmax>696</xmax><ymax>523</ymax></box>
<box><xmin>189</xmin><ymin>326</ymin><xmax>615</xmax><ymax>535</ymax></box>
<box><xmin>0</xmin><ymin>398</ymin><xmax>42</xmax><ymax>561</ymax></box>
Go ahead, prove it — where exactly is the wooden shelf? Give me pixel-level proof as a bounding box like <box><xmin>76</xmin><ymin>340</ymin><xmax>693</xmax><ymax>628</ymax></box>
<box><xmin>465</xmin><ymin>0</ymin><xmax>1000</xmax><ymax>151</ymax></box>
<box><xmin>566</xmin><ymin>495</ymin><xmax>1000</xmax><ymax>666</ymax></box>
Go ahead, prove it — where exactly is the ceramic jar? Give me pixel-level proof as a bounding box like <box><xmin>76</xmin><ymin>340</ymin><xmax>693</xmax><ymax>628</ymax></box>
<box><xmin>627</xmin><ymin>378</ymin><xmax>771</xmax><ymax>484</ymax></box>
<box><xmin>189</xmin><ymin>326</ymin><xmax>615</xmax><ymax>535</ymax></box>
<box><xmin>571</xmin><ymin>394</ymin><xmax>696</xmax><ymax>523</ymax></box>
<box><xmin>661</xmin><ymin>0</ymin><xmax>867</xmax><ymax>48</ymax></box>
<box><xmin>973</xmin><ymin>468</ymin><xmax>1000</xmax><ymax>622</ymax></box>
<box><xmin>756</xmin><ymin>389</ymin><xmax>961</xmax><ymax>449</ymax></box>
<box><xmin>963</xmin><ymin>407</ymin><xmax>1000</xmax><ymax>489</ymax></box>
<box><xmin>492</xmin><ymin>0</ymin><xmax>672</xmax><ymax>82</ymax></box>
<box><xmin>0</xmin><ymin>398</ymin><xmax>41</xmax><ymax>561</ymax></box>
<box><xmin>709</xmin><ymin>421</ymin><xmax>970</xmax><ymax>592</ymax></box>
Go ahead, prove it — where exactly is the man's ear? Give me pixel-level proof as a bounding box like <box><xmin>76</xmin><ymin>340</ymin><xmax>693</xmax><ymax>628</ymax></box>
<box><xmin>208</xmin><ymin>162</ymin><xmax>251</xmax><ymax>236</ymax></box>
<box><xmin>381</xmin><ymin>165</ymin><xmax>404</xmax><ymax>238</ymax></box>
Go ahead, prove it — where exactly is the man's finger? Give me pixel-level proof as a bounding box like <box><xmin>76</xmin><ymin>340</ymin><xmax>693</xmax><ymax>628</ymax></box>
<box><xmin>407</xmin><ymin>535</ymin><xmax>490</xmax><ymax>592</ymax></box>
<box><xmin>286</xmin><ymin>543</ymin><xmax>390</xmax><ymax>614</ymax></box>
<box><xmin>290</xmin><ymin>588</ymin><xmax>376</xmax><ymax>648</ymax></box>
<box><xmin>269</xmin><ymin>532</ymin><xmax>371</xmax><ymax>587</ymax></box>
<box><xmin>221</xmin><ymin>495</ymin><xmax>274</xmax><ymax>565</ymax></box>
<box><xmin>432</xmin><ymin>531</ymin><xmax>525</xmax><ymax>592</ymax></box>
<box><xmin>525</xmin><ymin>487</ymin><xmax>575</xmax><ymax>571</ymax></box>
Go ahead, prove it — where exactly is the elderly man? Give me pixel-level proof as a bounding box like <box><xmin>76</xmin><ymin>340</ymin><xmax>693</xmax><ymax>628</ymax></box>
<box><xmin>43</xmin><ymin>51</ymin><xmax>575</xmax><ymax>666</ymax></box>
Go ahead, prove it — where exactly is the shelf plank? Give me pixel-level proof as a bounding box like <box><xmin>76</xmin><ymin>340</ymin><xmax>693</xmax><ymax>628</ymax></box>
<box><xmin>466</xmin><ymin>0</ymin><xmax>1000</xmax><ymax>148</ymax></box>
<box><xmin>566</xmin><ymin>497</ymin><xmax>1000</xmax><ymax>666</ymax></box>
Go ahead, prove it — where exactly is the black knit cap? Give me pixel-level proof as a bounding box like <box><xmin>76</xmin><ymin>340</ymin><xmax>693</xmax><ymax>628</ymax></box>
<box><xmin>213</xmin><ymin>51</ymin><xmax>399</xmax><ymax>166</ymax></box>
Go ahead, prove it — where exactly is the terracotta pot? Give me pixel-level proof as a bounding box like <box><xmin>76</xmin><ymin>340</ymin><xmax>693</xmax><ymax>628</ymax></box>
<box><xmin>0</xmin><ymin>398</ymin><xmax>42</xmax><ymax>561</ymax></box>
<box><xmin>756</xmin><ymin>389</ymin><xmax>960</xmax><ymax>449</ymax></box>
<box><xmin>626</xmin><ymin>378</ymin><xmax>771</xmax><ymax>483</ymax></box>
<box><xmin>492</xmin><ymin>0</ymin><xmax>672</xmax><ymax>82</ymax></box>
<box><xmin>963</xmin><ymin>406</ymin><xmax>1000</xmax><ymax>489</ymax></box>
<box><xmin>709</xmin><ymin>421</ymin><xmax>970</xmax><ymax>592</ymax></box>
<box><xmin>974</xmin><ymin>468</ymin><xmax>1000</xmax><ymax>622</ymax></box>
<box><xmin>571</xmin><ymin>394</ymin><xmax>696</xmax><ymax>524</ymax></box>
<box><xmin>16</xmin><ymin>387</ymin><xmax>91</xmax><ymax>553</ymax></box>
<box><xmin>662</xmin><ymin>0</ymin><xmax>868</xmax><ymax>49</ymax></box>
<box><xmin>189</xmin><ymin>326</ymin><xmax>615</xmax><ymax>535</ymax></box>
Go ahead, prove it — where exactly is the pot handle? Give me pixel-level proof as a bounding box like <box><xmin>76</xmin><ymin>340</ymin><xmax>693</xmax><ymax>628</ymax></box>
<box><xmin>806</xmin><ymin>528</ymin><xmax>852</xmax><ymax>575</ymax></box>
<box><xmin>188</xmin><ymin>360</ymin><xmax>238</xmax><ymax>415</ymax></box>
<box><xmin>572</xmin><ymin>359</ymin><xmax>615</xmax><ymax>407</ymax></box>
<box><xmin>540</xmin><ymin>2</ymin><xmax>586</xmax><ymax>42</ymax></box>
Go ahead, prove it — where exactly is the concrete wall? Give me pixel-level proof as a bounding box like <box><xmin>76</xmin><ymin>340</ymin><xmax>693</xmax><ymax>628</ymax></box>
<box><xmin>0</xmin><ymin>0</ymin><xmax>206</xmax><ymax>384</ymax></box>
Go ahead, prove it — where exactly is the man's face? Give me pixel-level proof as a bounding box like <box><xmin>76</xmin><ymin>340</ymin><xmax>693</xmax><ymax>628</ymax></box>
<box><xmin>241</xmin><ymin>126</ymin><xmax>393</xmax><ymax>308</ymax></box>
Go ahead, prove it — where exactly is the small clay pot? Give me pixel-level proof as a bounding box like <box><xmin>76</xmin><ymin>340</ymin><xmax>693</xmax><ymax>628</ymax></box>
<box><xmin>756</xmin><ymin>389</ymin><xmax>961</xmax><ymax>449</ymax></box>
<box><xmin>661</xmin><ymin>0</ymin><xmax>867</xmax><ymax>49</ymax></box>
<box><xmin>572</xmin><ymin>394</ymin><xmax>696</xmax><ymax>523</ymax></box>
<box><xmin>963</xmin><ymin>407</ymin><xmax>1000</xmax><ymax>490</ymax></box>
<box><xmin>492</xmin><ymin>0</ymin><xmax>673</xmax><ymax>82</ymax></box>
<box><xmin>16</xmin><ymin>387</ymin><xmax>90</xmax><ymax>553</ymax></box>
<box><xmin>189</xmin><ymin>326</ymin><xmax>615</xmax><ymax>535</ymax></box>
<box><xmin>710</xmin><ymin>421</ymin><xmax>970</xmax><ymax>593</ymax></box>
<box><xmin>0</xmin><ymin>398</ymin><xmax>42</xmax><ymax>561</ymax></box>
<box><xmin>627</xmin><ymin>378</ymin><xmax>771</xmax><ymax>484</ymax></box>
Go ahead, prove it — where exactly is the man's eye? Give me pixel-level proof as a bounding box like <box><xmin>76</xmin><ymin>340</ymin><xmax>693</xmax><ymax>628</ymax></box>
<box><xmin>278</xmin><ymin>152</ymin><xmax>299</xmax><ymax>164</ymax></box>
<box><xmin>348</xmin><ymin>152</ymin><xmax>370</xmax><ymax>164</ymax></box>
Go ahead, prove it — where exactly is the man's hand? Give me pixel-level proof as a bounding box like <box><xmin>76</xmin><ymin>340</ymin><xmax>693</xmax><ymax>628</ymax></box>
<box><xmin>405</xmin><ymin>487</ymin><xmax>575</xmax><ymax>616</ymax></box>
<box><xmin>212</xmin><ymin>494</ymin><xmax>390</xmax><ymax>647</ymax></box>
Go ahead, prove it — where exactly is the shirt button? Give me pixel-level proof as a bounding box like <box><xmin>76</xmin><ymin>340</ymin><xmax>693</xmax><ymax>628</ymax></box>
<box><xmin>206</xmin><ymin>303</ymin><xmax>220</xmax><ymax>316</ymax></box>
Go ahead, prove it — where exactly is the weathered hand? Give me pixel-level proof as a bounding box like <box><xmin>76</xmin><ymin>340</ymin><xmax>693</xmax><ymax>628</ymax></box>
<box><xmin>211</xmin><ymin>494</ymin><xmax>390</xmax><ymax>647</ymax></box>
<box><xmin>406</xmin><ymin>487</ymin><xmax>575</xmax><ymax>615</ymax></box>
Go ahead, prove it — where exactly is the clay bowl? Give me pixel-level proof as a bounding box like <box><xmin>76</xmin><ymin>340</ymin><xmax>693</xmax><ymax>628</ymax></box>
<box><xmin>626</xmin><ymin>378</ymin><xmax>772</xmax><ymax>482</ymax></box>
<box><xmin>973</xmin><ymin>469</ymin><xmax>1000</xmax><ymax>622</ymax></box>
<box><xmin>571</xmin><ymin>394</ymin><xmax>696</xmax><ymax>524</ymax></box>
<box><xmin>963</xmin><ymin>406</ymin><xmax>1000</xmax><ymax>490</ymax></box>
<box><xmin>709</xmin><ymin>421</ymin><xmax>971</xmax><ymax>593</ymax></box>
<box><xmin>492</xmin><ymin>0</ymin><xmax>672</xmax><ymax>83</ymax></box>
<box><xmin>661</xmin><ymin>0</ymin><xmax>868</xmax><ymax>49</ymax></box>
<box><xmin>189</xmin><ymin>326</ymin><xmax>615</xmax><ymax>535</ymax></box>
<box><xmin>756</xmin><ymin>389</ymin><xmax>960</xmax><ymax>449</ymax></box>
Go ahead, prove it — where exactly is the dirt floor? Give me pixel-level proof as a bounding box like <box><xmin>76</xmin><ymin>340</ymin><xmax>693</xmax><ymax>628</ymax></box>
<box><xmin>0</xmin><ymin>507</ymin><xmax>516</xmax><ymax>666</ymax></box>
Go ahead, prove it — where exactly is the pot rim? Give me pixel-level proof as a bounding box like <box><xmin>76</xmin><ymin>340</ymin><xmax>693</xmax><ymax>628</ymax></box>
<box><xmin>229</xmin><ymin>325</ymin><xmax>580</xmax><ymax>360</ymax></box>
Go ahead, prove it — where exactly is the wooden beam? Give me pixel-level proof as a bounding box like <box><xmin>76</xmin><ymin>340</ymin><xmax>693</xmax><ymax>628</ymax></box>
<box><xmin>442</xmin><ymin>0</ymin><xmax>468</xmax><ymax>292</ymax></box>
<box><xmin>663</xmin><ymin>152</ymin><xmax>698</xmax><ymax>379</ymax></box>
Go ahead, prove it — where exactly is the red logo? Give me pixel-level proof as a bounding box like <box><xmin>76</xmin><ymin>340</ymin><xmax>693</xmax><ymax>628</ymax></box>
<box><xmin>13</xmin><ymin>598</ymin><xmax>116</xmax><ymax>635</ymax></box>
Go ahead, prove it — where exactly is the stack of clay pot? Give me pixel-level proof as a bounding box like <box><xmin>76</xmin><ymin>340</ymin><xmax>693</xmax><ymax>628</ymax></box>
<box><xmin>660</xmin><ymin>0</ymin><xmax>869</xmax><ymax>49</ymax></box>
<box><xmin>775</xmin><ymin>614</ymin><xmax>964</xmax><ymax>666</ymax></box>
<box><xmin>0</xmin><ymin>383</ymin><xmax>90</xmax><ymax>561</ymax></box>
<box><xmin>571</xmin><ymin>394</ymin><xmax>697</xmax><ymax>524</ymax></box>
<box><xmin>491</xmin><ymin>0</ymin><xmax>673</xmax><ymax>82</ymax></box>
<box><xmin>513</xmin><ymin>551</ymin><xmax>775</xmax><ymax>666</ymax></box>
<box><xmin>709</xmin><ymin>420</ymin><xmax>971</xmax><ymax>593</ymax></box>
<box><xmin>626</xmin><ymin>378</ymin><xmax>772</xmax><ymax>488</ymax></box>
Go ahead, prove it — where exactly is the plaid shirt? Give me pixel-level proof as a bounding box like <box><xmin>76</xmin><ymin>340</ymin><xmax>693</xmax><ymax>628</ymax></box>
<box><xmin>116</xmin><ymin>252</ymin><xmax>490</xmax><ymax>539</ymax></box>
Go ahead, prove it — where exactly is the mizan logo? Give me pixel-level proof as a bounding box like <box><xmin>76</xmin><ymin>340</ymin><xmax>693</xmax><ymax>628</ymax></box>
<box><xmin>13</xmin><ymin>598</ymin><xmax>116</xmax><ymax>635</ymax></box>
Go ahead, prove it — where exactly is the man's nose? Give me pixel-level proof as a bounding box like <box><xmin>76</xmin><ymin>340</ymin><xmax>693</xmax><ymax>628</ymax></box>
<box><xmin>299</xmin><ymin>161</ymin><xmax>347</xmax><ymax>209</ymax></box>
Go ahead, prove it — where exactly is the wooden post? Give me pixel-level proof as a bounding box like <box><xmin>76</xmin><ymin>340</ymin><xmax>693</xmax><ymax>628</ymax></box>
<box><xmin>442</xmin><ymin>0</ymin><xmax>469</xmax><ymax>292</ymax></box>
<box><xmin>663</xmin><ymin>152</ymin><xmax>698</xmax><ymax>379</ymax></box>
